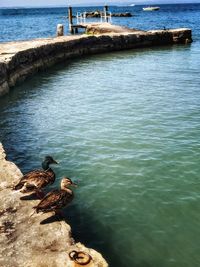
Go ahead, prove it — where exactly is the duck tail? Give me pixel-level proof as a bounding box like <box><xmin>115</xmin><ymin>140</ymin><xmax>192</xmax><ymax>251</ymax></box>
<box><xmin>33</xmin><ymin>205</ymin><xmax>40</xmax><ymax>213</ymax></box>
<box><xmin>30</xmin><ymin>207</ymin><xmax>39</xmax><ymax>217</ymax></box>
<box><xmin>29</xmin><ymin>209</ymin><xmax>36</xmax><ymax>217</ymax></box>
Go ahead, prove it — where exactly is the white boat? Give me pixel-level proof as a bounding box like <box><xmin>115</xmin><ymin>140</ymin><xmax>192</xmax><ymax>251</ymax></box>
<box><xmin>143</xmin><ymin>6</ymin><xmax>160</xmax><ymax>11</ymax></box>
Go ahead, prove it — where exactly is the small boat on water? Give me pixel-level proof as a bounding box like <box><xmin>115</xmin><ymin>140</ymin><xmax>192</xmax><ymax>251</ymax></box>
<box><xmin>143</xmin><ymin>6</ymin><xmax>160</xmax><ymax>11</ymax></box>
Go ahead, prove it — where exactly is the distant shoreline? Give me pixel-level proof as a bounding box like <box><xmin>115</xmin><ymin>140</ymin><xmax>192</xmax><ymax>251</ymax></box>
<box><xmin>1</xmin><ymin>2</ymin><xmax>200</xmax><ymax>9</ymax></box>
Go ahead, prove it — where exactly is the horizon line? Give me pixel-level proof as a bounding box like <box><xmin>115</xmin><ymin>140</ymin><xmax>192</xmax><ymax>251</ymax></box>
<box><xmin>0</xmin><ymin>2</ymin><xmax>200</xmax><ymax>9</ymax></box>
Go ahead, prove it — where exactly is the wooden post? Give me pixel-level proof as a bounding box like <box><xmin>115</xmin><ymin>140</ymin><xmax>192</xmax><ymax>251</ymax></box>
<box><xmin>56</xmin><ymin>24</ymin><xmax>64</xmax><ymax>36</ymax></box>
<box><xmin>104</xmin><ymin>5</ymin><xmax>108</xmax><ymax>22</ymax></box>
<box><xmin>68</xmin><ymin>6</ymin><xmax>74</xmax><ymax>34</ymax></box>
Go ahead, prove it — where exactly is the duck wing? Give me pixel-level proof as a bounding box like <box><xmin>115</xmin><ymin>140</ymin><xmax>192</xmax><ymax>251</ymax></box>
<box><xmin>20</xmin><ymin>174</ymin><xmax>54</xmax><ymax>193</ymax></box>
<box><xmin>14</xmin><ymin>169</ymin><xmax>54</xmax><ymax>190</ymax></box>
<box><xmin>35</xmin><ymin>190</ymin><xmax>73</xmax><ymax>213</ymax></box>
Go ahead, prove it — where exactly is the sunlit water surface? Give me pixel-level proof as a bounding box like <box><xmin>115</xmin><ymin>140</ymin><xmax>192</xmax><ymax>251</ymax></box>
<box><xmin>0</xmin><ymin>4</ymin><xmax>200</xmax><ymax>267</ymax></box>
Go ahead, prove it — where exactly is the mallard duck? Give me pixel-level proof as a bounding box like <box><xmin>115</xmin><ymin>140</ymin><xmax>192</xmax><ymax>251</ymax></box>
<box><xmin>14</xmin><ymin>156</ymin><xmax>58</xmax><ymax>197</ymax></box>
<box><xmin>33</xmin><ymin>177</ymin><xmax>77</xmax><ymax>214</ymax></box>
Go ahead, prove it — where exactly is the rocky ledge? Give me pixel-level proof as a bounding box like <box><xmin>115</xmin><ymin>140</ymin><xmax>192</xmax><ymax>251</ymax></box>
<box><xmin>0</xmin><ymin>143</ymin><xmax>108</xmax><ymax>267</ymax></box>
<box><xmin>0</xmin><ymin>23</ymin><xmax>192</xmax><ymax>97</ymax></box>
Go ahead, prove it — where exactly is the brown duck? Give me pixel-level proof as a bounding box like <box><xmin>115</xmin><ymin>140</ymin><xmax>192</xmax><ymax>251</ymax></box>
<box><xmin>33</xmin><ymin>177</ymin><xmax>77</xmax><ymax>214</ymax></box>
<box><xmin>14</xmin><ymin>156</ymin><xmax>58</xmax><ymax>197</ymax></box>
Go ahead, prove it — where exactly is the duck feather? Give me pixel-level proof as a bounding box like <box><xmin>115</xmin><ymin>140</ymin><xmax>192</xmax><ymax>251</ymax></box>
<box><xmin>14</xmin><ymin>169</ymin><xmax>55</xmax><ymax>191</ymax></box>
<box><xmin>34</xmin><ymin>189</ymin><xmax>74</xmax><ymax>213</ymax></box>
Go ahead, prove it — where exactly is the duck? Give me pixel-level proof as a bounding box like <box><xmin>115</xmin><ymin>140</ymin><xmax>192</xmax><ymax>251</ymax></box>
<box><xmin>33</xmin><ymin>177</ymin><xmax>77</xmax><ymax>215</ymax></box>
<box><xmin>14</xmin><ymin>156</ymin><xmax>58</xmax><ymax>197</ymax></box>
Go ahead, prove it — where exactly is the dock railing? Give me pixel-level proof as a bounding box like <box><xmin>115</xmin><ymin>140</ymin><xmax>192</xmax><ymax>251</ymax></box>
<box><xmin>68</xmin><ymin>6</ymin><xmax>112</xmax><ymax>34</ymax></box>
<box><xmin>76</xmin><ymin>11</ymin><xmax>112</xmax><ymax>25</ymax></box>
<box><xmin>100</xmin><ymin>11</ymin><xmax>112</xmax><ymax>23</ymax></box>
<box><xmin>76</xmin><ymin>12</ymin><xmax>86</xmax><ymax>25</ymax></box>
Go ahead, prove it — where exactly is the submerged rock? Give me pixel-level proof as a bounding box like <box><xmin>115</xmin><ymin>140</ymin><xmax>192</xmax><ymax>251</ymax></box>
<box><xmin>0</xmin><ymin>143</ymin><xmax>108</xmax><ymax>267</ymax></box>
<box><xmin>112</xmin><ymin>12</ymin><xmax>133</xmax><ymax>17</ymax></box>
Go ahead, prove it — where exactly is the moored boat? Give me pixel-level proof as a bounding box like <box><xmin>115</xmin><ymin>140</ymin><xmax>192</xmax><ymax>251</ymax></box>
<box><xmin>143</xmin><ymin>6</ymin><xmax>160</xmax><ymax>11</ymax></box>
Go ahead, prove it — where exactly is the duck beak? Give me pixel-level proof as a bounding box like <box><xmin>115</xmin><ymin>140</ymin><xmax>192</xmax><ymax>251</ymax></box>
<box><xmin>71</xmin><ymin>182</ymin><xmax>78</xmax><ymax>187</ymax></box>
<box><xmin>52</xmin><ymin>159</ymin><xmax>59</xmax><ymax>164</ymax></box>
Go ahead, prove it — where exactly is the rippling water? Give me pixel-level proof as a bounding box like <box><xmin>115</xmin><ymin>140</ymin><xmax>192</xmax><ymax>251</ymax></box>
<box><xmin>1</xmin><ymin>4</ymin><xmax>200</xmax><ymax>267</ymax></box>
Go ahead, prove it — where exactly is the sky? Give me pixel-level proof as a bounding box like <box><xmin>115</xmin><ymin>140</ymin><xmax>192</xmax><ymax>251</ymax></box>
<box><xmin>0</xmin><ymin>0</ymin><xmax>200</xmax><ymax>7</ymax></box>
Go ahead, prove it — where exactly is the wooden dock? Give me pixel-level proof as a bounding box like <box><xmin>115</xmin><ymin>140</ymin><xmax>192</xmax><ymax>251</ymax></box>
<box><xmin>70</xmin><ymin>24</ymin><xmax>87</xmax><ymax>34</ymax></box>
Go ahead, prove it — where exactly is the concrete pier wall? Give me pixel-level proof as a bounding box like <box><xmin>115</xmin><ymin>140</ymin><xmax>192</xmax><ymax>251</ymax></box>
<box><xmin>0</xmin><ymin>25</ymin><xmax>192</xmax><ymax>96</ymax></box>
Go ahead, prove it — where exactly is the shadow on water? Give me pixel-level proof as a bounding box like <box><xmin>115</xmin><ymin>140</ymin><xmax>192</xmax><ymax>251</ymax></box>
<box><xmin>63</xmin><ymin>205</ymin><xmax>153</xmax><ymax>267</ymax></box>
<box><xmin>36</xmin><ymin>203</ymin><xmax>130</xmax><ymax>267</ymax></box>
<box><xmin>16</xmin><ymin>189</ymin><xmax>152</xmax><ymax>267</ymax></box>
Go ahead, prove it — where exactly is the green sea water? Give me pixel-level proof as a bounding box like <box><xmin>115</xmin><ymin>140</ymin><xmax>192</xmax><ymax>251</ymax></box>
<box><xmin>0</xmin><ymin>43</ymin><xmax>200</xmax><ymax>267</ymax></box>
<box><xmin>1</xmin><ymin>3</ymin><xmax>200</xmax><ymax>267</ymax></box>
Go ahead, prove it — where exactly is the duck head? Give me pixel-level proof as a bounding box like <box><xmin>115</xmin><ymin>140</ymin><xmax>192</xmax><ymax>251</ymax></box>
<box><xmin>61</xmin><ymin>177</ymin><xmax>77</xmax><ymax>190</ymax></box>
<box><xmin>42</xmin><ymin>156</ymin><xmax>58</xmax><ymax>170</ymax></box>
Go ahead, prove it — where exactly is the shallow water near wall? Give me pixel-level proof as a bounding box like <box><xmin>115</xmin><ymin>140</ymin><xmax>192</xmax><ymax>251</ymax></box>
<box><xmin>1</xmin><ymin>43</ymin><xmax>200</xmax><ymax>267</ymax></box>
<box><xmin>1</xmin><ymin>3</ymin><xmax>200</xmax><ymax>267</ymax></box>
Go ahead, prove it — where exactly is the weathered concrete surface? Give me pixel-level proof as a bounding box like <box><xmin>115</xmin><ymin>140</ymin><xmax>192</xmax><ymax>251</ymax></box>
<box><xmin>0</xmin><ymin>23</ymin><xmax>192</xmax><ymax>97</ymax></box>
<box><xmin>85</xmin><ymin>22</ymin><xmax>141</xmax><ymax>34</ymax></box>
<box><xmin>0</xmin><ymin>143</ymin><xmax>108</xmax><ymax>267</ymax></box>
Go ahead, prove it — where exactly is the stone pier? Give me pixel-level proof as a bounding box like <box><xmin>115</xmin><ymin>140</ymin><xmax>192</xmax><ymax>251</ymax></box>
<box><xmin>0</xmin><ymin>23</ymin><xmax>192</xmax><ymax>97</ymax></box>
